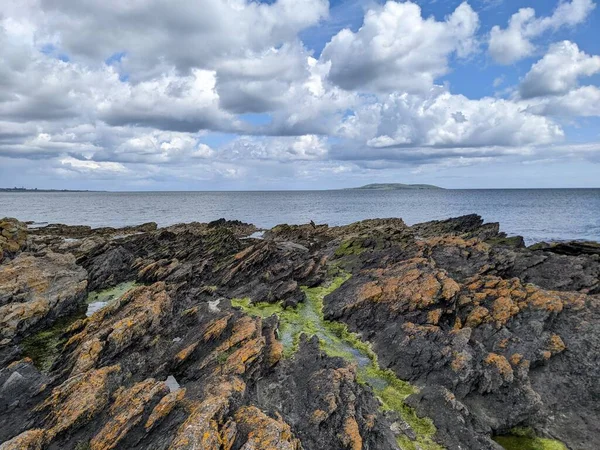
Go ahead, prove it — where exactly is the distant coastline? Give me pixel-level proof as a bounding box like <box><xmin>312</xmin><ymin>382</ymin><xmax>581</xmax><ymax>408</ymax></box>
<box><xmin>0</xmin><ymin>187</ymin><xmax>100</xmax><ymax>193</ymax></box>
<box><xmin>346</xmin><ymin>183</ymin><xmax>443</xmax><ymax>190</ymax></box>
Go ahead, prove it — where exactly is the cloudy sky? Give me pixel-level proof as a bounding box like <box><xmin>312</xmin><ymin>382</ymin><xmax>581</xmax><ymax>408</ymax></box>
<box><xmin>1</xmin><ymin>0</ymin><xmax>599</xmax><ymax>190</ymax></box>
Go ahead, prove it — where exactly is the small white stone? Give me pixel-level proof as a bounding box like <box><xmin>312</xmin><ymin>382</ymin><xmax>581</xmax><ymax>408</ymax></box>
<box><xmin>165</xmin><ymin>375</ymin><xmax>180</xmax><ymax>392</ymax></box>
<box><xmin>208</xmin><ymin>299</ymin><xmax>221</xmax><ymax>313</ymax></box>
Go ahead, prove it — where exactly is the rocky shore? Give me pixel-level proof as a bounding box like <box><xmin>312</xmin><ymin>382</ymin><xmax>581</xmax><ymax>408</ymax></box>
<box><xmin>0</xmin><ymin>215</ymin><xmax>598</xmax><ymax>450</ymax></box>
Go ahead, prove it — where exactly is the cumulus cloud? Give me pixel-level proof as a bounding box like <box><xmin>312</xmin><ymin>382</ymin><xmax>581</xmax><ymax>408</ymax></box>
<box><xmin>97</xmin><ymin>69</ymin><xmax>242</xmax><ymax>133</ymax></box>
<box><xmin>96</xmin><ymin>131</ymin><xmax>216</xmax><ymax>164</ymax></box>
<box><xmin>321</xmin><ymin>1</ymin><xmax>479</xmax><ymax>93</ymax></box>
<box><xmin>23</xmin><ymin>0</ymin><xmax>328</xmax><ymax>78</ymax></box>
<box><xmin>221</xmin><ymin>135</ymin><xmax>329</xmax><ymax>162</ymax></box>
<box><xmin>525</xmin><ymin>86</ymin><xmax>600</xmax><ymax>117</ymax></box>
<box><xmin>0</xmin><ymin>0</ymin><xmax>598</xmax><ymax>188</ymax></box>
<box><xmin>520</xmin><ymin>41</ymin><xmax>600</xmax><ymax>98</ymax></box>
<box><xmin>338</xmin><ymin>87</ymin><xmax>563</xmax><ymax>150</ymax></box>
<box><xmin>57</xmin><ymin>157</ymin><xmax>129</xmax><ymax>177</ymax></box>
<box><xmin>489</xmin><ymin>0</ymin><xmax>595</xmax><ymax>64</ymax></box>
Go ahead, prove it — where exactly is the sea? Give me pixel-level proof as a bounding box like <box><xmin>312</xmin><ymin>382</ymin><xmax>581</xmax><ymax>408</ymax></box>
<box><xmin>1</xmin><ymin>189</ymin><xmax>599</xmax><ymax>245</ymax></box>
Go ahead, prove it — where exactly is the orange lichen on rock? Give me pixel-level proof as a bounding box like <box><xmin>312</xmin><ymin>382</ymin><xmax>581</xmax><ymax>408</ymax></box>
<box><xmin>0</xmin><ymin>251</ymin><xmax>87</xmax><ymax>340</ymax></box>
<box><xmin>339</xmin><ymin>416</ymin><xmax>363</xmax><ymax>450</ymax></box>
<box><xmin>168</xmin><ymin>377</ymin><xmax>245</xmax><ymax>450</ymax></box>
<box><xmin>402</xmin><ymin>321</ymin><xmax>440</xmax><ymax>336</ymax></box>
<box><xmin>497</xmin><ymin>338</ymin><xmax>510</xmax><ymax>349</ymax></box>
<box><xmin>465</xmin><ymin>306</ymin><xmax>490</xmax><ymax>328</ymax></box>
<box><xmin>349</xmin><ymin>258</ymin><xmax>459</xmax><ymax>313</ymax></box>
<box><xmin>37</xmin><ymin>365</ymin><xmax>121</xmax><ymax>442</ymax></box>
<box><xmin>357</xmin><ymin>282</ymin><xmax>383</xmax><ymax>303</ymax></box>
<box><xmin>264</xmin><ymin>325</ymin><xmax>284</xmax><ymax>367</ymax></box>
<box><xmin>215</xmin><ymin>316</ymin><xmax>259</xmax><ymax>353</ymax></box>
<box><xmin>71</xmin><ymin>337</ymin><xmax>104</xmax><ymax>376</ymax></box>
<box><xmin>547</xmin><ymin>334</ymin><xmax>566</xmax><ymax>354</ymax></box>
<box><xmin>527</xmin><ymin>290</ymin><xmax>564</xmax><ymax>313</ymax></box>
<box><xmin>310</xmin><ymin>409</ymin><xmax>329</xmax><ymax>425</ymax></box>
<box><xmin>220</xmin><ymin>419</ymin><xmax>237</xmax><ymax>450</ymax></box>
<box><xmin>221</xmin><ymin>336</ymin><xmax>265</xmax><ymax>375</ymax></box>
<box><xmin>145</xmin><ymin>388</ymin><xmax>187</xmax><ymax>431</ymax></box>
<box><xmin>418</xmin><ymin>236</ymin><xmax>490</xmax><ymax>259</ymax></box>
<box><xmin>234</xmin><ymin>406</ymin><xmax>302</xmax><ymax>450</ymax></box>
<box><xmin>90</xmin><ymin>378</ymin><xmax>168</xmax><ymax>450</ymax></box>
<box><xmin>427</xmin><ymin>308</ymin><xmax>443</xmax><ymax>325</ymax></box>
<box><xmin>202</xmin><ymin>314</ymin><xmax>232</xmax><ymax>342</ymax></box>
<box><xmin>509</xmin><ymin>353</ymin><xmax>523</xmax><ymax>366</ymax></box>
<box><xmin>0</xmin><ymin>428</ymin><xmax>45</xmax><ymax>450</ymax></box>
<box><xmin>491</xmin><ymin>296</ymin><xmax>520</xmax><ymax>326</ymax></box>
<box><xmin>175</xmin><ymin>342</ymin><xmax>199</xmax><ymax>362</ymax></box>
<box><xmin>451</xmin><ymin>351</ymin><xmax>471</xmax><ymax>372</ymax></box>
<box><xmin>106</xmin><ymin>283</ymin><xmax>172</xmax><ymax>353</ymax></box>
<box><xmin>0</xmin><ymin>218</ymin><xmax>27</xmax><ymax>259</ymax></box>
<box><xmin>484</xmin><ymin>353</ymin><xmax>513</xmax><ymax>381</ymax></box>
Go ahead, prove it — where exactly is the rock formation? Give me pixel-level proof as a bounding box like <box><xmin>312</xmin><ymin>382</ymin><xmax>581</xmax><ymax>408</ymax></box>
<box><xmin>0</xmin><ymin>215</ymin><xmax>597</xmax><ymax>449</ymax></box>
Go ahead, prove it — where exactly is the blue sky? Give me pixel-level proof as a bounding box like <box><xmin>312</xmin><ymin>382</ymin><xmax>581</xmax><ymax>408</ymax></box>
<box><xmin>1</xmin><ymin>0</ymin><xmax>599</xmax><ymax>190</ymax></box>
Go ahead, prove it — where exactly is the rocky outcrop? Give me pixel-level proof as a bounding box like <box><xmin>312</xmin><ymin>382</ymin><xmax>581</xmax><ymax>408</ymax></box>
<box><xmin>250</xmin><ymin>336</ymin><xmax>399</xmax><ymax>450</ymax></box>
<box><xmin>0</xmin><ymin>215</ymin><xmax>597</xmax><ymax>450</ymax></box>
<box><xmin>326</xmin><ymin>218</ymin><xmax>600</xmax><ymax>449</ymax></box>
<box><xmin>0</xmin><ymin>218</ymin><xmax>27</xmax><ymax>262</ymax></box>
<box><xmin>0</xmin><ymin>251</ymin><xmax>87</xmax><ymax>365</ymax></box>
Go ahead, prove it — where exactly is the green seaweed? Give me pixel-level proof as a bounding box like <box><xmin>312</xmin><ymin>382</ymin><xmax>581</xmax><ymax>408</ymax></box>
<box><xmin>493</xmin><ymin>428</ymin><xmax>567</xmax><ymax>450</ymax></box>
<box><xmin>86</xmin><ymin>281</ymin><xmax>137</xmax><ymax>306</ymax></box>
<box><xmin>21</xmin><ymin>311</ymin><xmax>85</xmax><ymax>372</ymax></box>
<box><xmin>22</xmin><ymin>281</ymin><xmax>138</xmax><ymax>372</ymax></box>
<box><xmin>232</xmin><ymin>273</ymin><xmax>442</xmax><ymax>449</ymax></box>
<box><xmin>334</xmin><ymin>239</ymin><xmax>366</xmax><ymax>257</ymax></box>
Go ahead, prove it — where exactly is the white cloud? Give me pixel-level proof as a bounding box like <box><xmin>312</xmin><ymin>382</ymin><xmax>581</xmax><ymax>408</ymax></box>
<box><xmin>58</xmin><ymin>157</ymin><xmax>128</xmax><ymax>175</ymax></box>
<box><xmin>102</xmin><ymin>131</ymin><xmax>216</xmax><ymax>164</ymax></box>
<box><xmin>97</xmin><ymin>69</ymin><xmax>242</xmax><ymax>133</ymax></box>
<box><xmin>0</xmin><ymin>0</ymin><xmax>598</xmax><ymax>188</ymax></box>
<box><xmin>321</xmin><ymin>1</ymin><xmax>479</xmax><ymax>93</ymax></box>
<box><xmin>338</xmin><ymin>87</ymin><xmax>563</xmax><ymax>150</ymax></box>
<box><xmin>222</xmin><ymin>135</ymin><xmax>329</xmax><ymax>162</ymax></box>
<box><xmin>19</xmin><ymin>0</ymin><xmax>328</xmax><ymax>78</ymax></box>
<box><xmin>520</xmin><ymin>41</ymin><xmax>600</xmax><ymax>98</ymax></box>
<box><xmin>525</xmin><ymin>86</ymin><xmax>600</xmax><ymax>117</ymax></box>
<box><xmin>489</xmin><ymin>0</ymin><xmax>596</xmax><ymax>64</ymax></box>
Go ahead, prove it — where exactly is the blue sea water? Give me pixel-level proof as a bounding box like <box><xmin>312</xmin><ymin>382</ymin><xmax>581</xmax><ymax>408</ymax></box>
<box><xmin>1</xmin><ymin>189</ymin><xmax>599</xmax><ymax>244</ymax></box>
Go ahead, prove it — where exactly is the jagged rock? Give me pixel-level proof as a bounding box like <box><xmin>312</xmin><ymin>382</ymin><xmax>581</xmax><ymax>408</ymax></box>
<box><xmin>0</xmin><ymin>215</ymin><xmax>597</xmax><ymax>450</ymax></box>
<box><xmin>0</xmin><ymin>218</ymin><xmax>27</xmax><ymax>262</ymax></box>
<box><xmin>249</xmin><ymin>336</ymin><xmax>399</xmax><ymax>450</ymax></box>
<box><xmin>0</xmin><ymin>251</ymin><xmax>87</xmax><ymax>365</ymax></box>
<box><xmin>233</xmin><ymin>405</ymin><xmax>302</xmax><ymax>450</ymax></box>
<box><xmin>89</xmin><ymin>378</ymin><xmax>168</xmax><ymax>450</ymax></box>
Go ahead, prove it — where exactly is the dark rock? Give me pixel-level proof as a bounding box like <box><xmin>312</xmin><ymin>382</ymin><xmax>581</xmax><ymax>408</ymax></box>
<box><xmin>0</xmin><ymin>215</ymin><xmax>598</xmax><ymax>450</ymax></box>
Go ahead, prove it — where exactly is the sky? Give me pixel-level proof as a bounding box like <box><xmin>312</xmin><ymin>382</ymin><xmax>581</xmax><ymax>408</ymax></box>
<box><xmin>1</xmin><ymin>0</ymin><xmax>599</xmax><ymax>190</ymax></box>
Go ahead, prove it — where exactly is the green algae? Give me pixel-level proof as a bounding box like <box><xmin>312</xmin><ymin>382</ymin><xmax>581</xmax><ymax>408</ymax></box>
<box><xmin>21</xmin><ymin>311</ymin><xmax>85</xmax><ymax>372</ymax></box>
<box><xmin>334</xmin><ymin>239</ymin><xmax>366</xmax><ymax>257</ymax></box>
<box><xmin>22</xmin><ymin>281</ymin><xmax>138</xmax><ymax>372</ymax></box>
<box><xmin>86</xmin><ymin>281</ymin><xmax>137</xmax><ymax>310</ymax></box>
<box><xmin>493</xmin><ymin>428</ymin><xmax>567</xmax><ymax>450</ymax></box>
<box><xmin>232</xmin><ymin>273</ymin><xmax>442</xmax><ymax>449</ymax></box>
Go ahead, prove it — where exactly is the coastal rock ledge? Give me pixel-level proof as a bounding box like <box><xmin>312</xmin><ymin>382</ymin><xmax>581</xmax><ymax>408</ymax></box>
<box><xmin>0</xmin><ymin>215</ymin><xmax>598</xmax><ymax>450</ymax></box>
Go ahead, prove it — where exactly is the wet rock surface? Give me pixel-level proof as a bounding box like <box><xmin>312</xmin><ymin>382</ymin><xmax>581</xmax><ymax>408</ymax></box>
<box><xmin>0</xmin><ymin>215</ymin><xmax>597</xmax><ymax>449</ymax></box>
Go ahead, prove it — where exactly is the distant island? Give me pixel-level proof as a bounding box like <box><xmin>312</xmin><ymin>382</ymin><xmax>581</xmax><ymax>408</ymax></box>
<box><xmin>0</xmin><ymin>187</ymin><xmax>98</xmax><ymax>193</ymax></box>
<box><xmin>347</xmin><ymin>183</ymin><xmax>443</xmax><ymax>190</ymax></box>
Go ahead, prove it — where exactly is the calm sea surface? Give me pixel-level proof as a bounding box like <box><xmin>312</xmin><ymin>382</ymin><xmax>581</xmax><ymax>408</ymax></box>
<box><xmin>1</xmin><ymin>189</ymin><xmax>599</xmax><ymax>244</ymax></box>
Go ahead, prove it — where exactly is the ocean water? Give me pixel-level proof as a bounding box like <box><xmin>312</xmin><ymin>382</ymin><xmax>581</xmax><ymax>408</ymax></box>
<box><xmin>1</xmin><ymin>189</ymin><xmax>599</xmax><ymax>244</ymax></box>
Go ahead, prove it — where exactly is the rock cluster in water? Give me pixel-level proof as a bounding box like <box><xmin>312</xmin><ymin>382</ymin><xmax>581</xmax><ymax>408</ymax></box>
<box><xmin>0</xmin><ymin>214</ymin><xmax>598</xmax><ymax>450</ymax></box>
